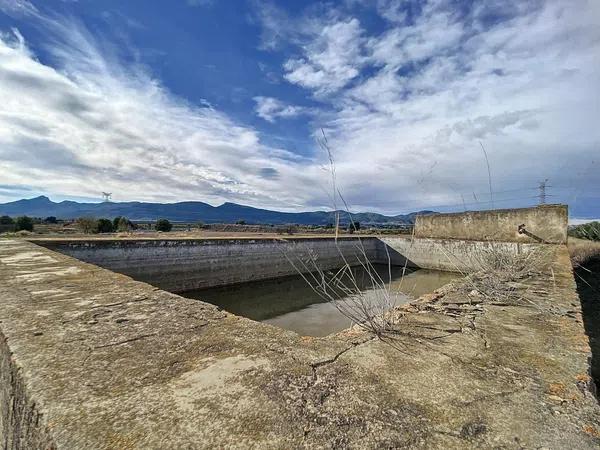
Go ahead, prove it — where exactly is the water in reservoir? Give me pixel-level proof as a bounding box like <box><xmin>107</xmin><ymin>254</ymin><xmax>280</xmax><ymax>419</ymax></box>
<box><xmin>180</xmin><ymin>265</ymin><xmax>459</xmax><ymax>337</ymax></box>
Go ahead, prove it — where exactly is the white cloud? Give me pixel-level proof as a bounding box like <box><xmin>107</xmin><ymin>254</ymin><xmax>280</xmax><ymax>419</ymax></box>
<box><xmin>255</xmin><ymin>0</ymin><xmax>600</xmax><ymax>214</ymax></box>
<box><xmin>283</xmin><ymin>18</ymin><xmax>367</xmax><ymax>96</ymax></box>
<box><xmin>375</xmin><ymin>0</ymin><xmax>408</xmax><ymax>24</ymax></box>
<box><xmin>252</xmin><ymin>1</ymin><xmax>303</xmax><ymax>50</ymax></box>
<box><xmin>253</xmin><ymin>96</ymin><xmax>307</xmax><ymax>122</ymax></box>
<box><xmin>0</xmin><ymin>0</ymin><xmax>38</xmax><ymax>17</ymax></box>
<box><xmin>0</xmin><ymin>21</ymin><xmax>331</xmax><ymax>209</ymax></box>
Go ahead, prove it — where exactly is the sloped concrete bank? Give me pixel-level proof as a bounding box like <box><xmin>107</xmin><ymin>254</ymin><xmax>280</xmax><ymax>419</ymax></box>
<box><xmin>1</xmin><ymin>238</ymin><xmax>599</xmax><ymax>448</ymax></box>
<box><xmin>34</xmin><ymin>236</ymin><xmax>534</xmax><ymax>292</ymax></box>
<box><xmin>34</xmin><ymin>237</ymin><xmax>380</xmax><ymax>292</ymax></box>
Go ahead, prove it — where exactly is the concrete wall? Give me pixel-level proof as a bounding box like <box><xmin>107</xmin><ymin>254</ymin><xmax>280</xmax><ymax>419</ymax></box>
<box><xmin>38</xmin><ymin>238</ymin><xmax>380</xmax><ymax>293</ymax></box>
<box><xmin>37</xmin><ymin>236</ymin><xmax>539</xmax><ymax>293</ymax></box>
<box><xmin>378</xmin><ymin>236</ymin><xmax>536</xmax><ymax>273</ymax></box>
<box><xmin>414</xmin><ymin>205</ymin><xmax>568</xmax><ymax>244</ymax></box>
<box><xmin>1</xmin><ymin>326</ymin><xmax>55</xmax><ymax>449</ymax></box>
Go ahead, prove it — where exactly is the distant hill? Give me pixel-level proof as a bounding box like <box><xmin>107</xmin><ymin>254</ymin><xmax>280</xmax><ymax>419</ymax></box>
<box><xmin>0</xmin><ymin>196</ymin><xmax>432</xmax><ymax>225</ymax></box>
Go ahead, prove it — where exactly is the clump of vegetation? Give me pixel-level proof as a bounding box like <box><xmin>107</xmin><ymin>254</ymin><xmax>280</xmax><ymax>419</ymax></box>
<box><xmin>285</xmin><ymin>242</ymin><xmax>400</xmax><ymax>338</ymax></box>
<box><xmin>113</xmin><ymin>216</ymin><xmax>123</xmax><ymax>231</ymax></box>
<box><xmin>569</xmin><ymin>237</ymin><xmax>600</xmax><ymax>268</ymax></box>
<box><xmin>155</xmin><ymin>218</ymin><xmax>172</xmax><ymax>232</ymax></box>
<box><xmin>15</xmin><ymin>216</ymin><xmax>34</xmax><ymax>232</ymax></box>
<box><xmin>75</xmin><ymin>217</ymin><xmax>117</xmax><ymax>233</ymax></box>
<box><xmin>236</xmin><ymin>219</ymin><xmax>246</xmax><ymax>225</ymax></box>
<box><xmin>276</xmin><ymin>225</ymin><xmax>298</xmax><ymax>235</ymax></box>
<box><xmin>450</xmin><ymin>244</ymin><xmax>556</xmax><ymax>307</ymax></box>
<box><xmin>44</xmin><ymin>216</ymin><xmax>58</xmax><ymax>224</ymax></box>
<box><xmin>96</xmin><ymin>218</ymin><xmax>114</xmax><ymax>233</ymax></box>
<box><xmin>113</xmin><ymin>216</ymin><xmax>135</xmax><ymax>232</ymax></box>
<box><xmin>569</xmin><ymin>221</ymin><xmax>600</xmax><ymax>241</ymax></box>
<box><xmin>76</xmin><ymin>217</ymin><xmax>98</xmax><ymax>234</ymax></box>
<box><xmin>347</xmin><ymin>221</ymin><xmax>360</xmax><ymax>234</ymax></box>
<box><xmin>0</xmin><ymin>215</ymin><xmax>15</xmax><ymax>232</ymax></box>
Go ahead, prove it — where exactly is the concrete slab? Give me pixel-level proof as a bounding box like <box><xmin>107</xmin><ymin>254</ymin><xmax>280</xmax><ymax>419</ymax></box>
<box><xmin>1</xmin><ymin>239</ymin><xmax>599</xmax><ymax>449</ymax></box>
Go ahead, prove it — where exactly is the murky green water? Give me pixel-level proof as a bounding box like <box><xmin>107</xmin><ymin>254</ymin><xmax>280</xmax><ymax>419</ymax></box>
<box><xmin>181</xmin><ymin>265</ymin><xmax>459</xmax><ymax>337</ymax></box>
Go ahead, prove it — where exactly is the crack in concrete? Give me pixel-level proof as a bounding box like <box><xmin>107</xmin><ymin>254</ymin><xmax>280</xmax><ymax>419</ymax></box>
<box><xmin>93</xmin><ymin>332</ymin><xmax>158</xmax><ymax>349</ymax></box>
<box><xmin>309</xmin><ymin>336</ymin><xmax>377</xmax><ymax>375</ymax></box>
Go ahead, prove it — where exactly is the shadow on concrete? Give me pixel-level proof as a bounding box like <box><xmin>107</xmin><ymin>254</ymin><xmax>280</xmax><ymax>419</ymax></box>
<box><xmin>575</xmin><ymin>257</ymin><xmax>600</xmax><ymax>397</ymax></box>
<box><xmin>378</xmin><ymin>241</ymin><xmax>419</xmax><ymax>268</ymax></box>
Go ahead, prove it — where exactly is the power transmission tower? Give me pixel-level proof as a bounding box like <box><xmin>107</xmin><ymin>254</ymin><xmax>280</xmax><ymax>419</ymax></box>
<box><xmin>101</xmin><ymin>192</ymin><xmax>112</xmax><ymax>202</ymax></box>
<box><xmin>538</xmin><ymin>179</ymin><xmax>548</xmax><ymax>205</ymax></box>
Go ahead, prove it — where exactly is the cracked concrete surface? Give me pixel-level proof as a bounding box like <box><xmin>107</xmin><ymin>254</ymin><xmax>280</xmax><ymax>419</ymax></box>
<box><xmin>1</xmin><ymin>238</ymin><xmax>599</xmax><ymax>449</ymax></box>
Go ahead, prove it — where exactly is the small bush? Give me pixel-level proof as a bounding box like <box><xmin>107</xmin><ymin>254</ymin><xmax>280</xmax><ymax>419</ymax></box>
<box><xmin>347</xmin><ymin>221</ymin><xmax>360</xmax><ymax>233</ymax></box>
<box><xmin>96</xmin><ymin>218</ymin><xmax>114</xmax><ymax>233</ymax></box>
<box><xmin>236</xmin><ymin>219</ymin><xmax>246</xmax><ymax>225</ymax></box>
<box><xmin>44</xmin><ymin>216</ymin><xmax>58</xmax><ymax>224</ymax></box>
<box><xmin>116</xmin><ymin>216</ymin><xmax>134</xmax><ymax>232</ymax></box>
<box><xmin>76</xmin><ymin>217</ymin><xmax>98</xmax><ymax>234</ymax></box>
<box><xmin>0</xmin><ymin>215</ymin><xmax>15</xmax><ymax>232</ymax></box>
<box><xmin>155</xmin><ymin>218</ymin><xmax>172</xmax><ymax>232</ymax></box>
<box><xmin>15</xmin><ymin>216</ymin><xmax>34</xmax><ymax>232</ymax></box>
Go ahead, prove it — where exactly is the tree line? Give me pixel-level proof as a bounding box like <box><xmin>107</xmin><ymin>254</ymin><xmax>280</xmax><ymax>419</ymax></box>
<box><xmin>569</xmin><ymin>221</ymin><xmax>600</xmax><ymax>241</ymax></box>
<box><xmin>0</xmin><ymin>215</ymin><xmax>173</xmax><ymax>233</ymax></box>
<box><xmin>0</xmin><ymin>215</ymin><xmax>35</xmax><ymax>231</ymax></box>
<box><xmin>74</xmin><ymin>216</ymin><xmax>173</xmax><ymax>233</ymax></box>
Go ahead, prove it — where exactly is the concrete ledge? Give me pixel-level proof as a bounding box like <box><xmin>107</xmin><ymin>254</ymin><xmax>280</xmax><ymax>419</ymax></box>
<box><xmin>1</xmin><ymin>239</ymin><xmax>599</xmax><ymax>448</ymax></box>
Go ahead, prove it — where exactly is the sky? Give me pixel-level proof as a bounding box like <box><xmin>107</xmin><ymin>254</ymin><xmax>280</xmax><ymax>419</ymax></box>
<box><xmin>0</xmin><ymin>0</ymin><xmax>598</xmax><ymax>217</ymax></box>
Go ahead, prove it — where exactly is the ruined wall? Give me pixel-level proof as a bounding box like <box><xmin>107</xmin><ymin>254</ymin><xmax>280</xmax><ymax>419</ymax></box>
<box><xmin>414</xmin><ymin>205</ymin><xmax>568</xmax><ymax>244</ymax></box>
<box><xmin>37</xmin><ymin>238</ymin><xmax>381</xmax><ymax>293</ymax></box>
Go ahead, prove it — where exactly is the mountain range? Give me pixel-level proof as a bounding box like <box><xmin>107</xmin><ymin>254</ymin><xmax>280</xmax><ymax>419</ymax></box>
<box><xmin>0</xmin><ymin>196</ymin><xmax>431</xmax><ymax>225</ymax></box>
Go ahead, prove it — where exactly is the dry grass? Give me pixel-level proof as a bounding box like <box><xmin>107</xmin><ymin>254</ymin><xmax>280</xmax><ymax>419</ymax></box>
<box><xmin>569</xmin><ymin>237</ymin><xmax>600</xmax><ymax>268</ymax></box>
<box><xmin>283</xmin><ymin>239</ymin><xmax>404</xmax><ymax>338</ymax></box>
<box><xmin>457</xmin><ymin>244</ymin><xmax>556</xmax><ymax>306</ymax></box>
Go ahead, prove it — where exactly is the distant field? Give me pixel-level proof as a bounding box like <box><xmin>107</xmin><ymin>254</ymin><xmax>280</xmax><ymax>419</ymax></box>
<box><xmin>2</xmin><ymin>221</ymin><xmax>413</xmax><ymax>240</ymax></box>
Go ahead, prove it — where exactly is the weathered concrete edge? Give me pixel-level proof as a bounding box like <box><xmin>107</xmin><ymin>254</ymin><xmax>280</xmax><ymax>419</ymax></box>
<box><xmin>1</xmin><ymin>325</ymin><xmax>56</xmax><ymax>449</ymax></box>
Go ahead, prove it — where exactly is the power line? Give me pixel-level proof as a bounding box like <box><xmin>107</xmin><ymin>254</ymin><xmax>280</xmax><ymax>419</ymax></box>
<box><xmin>398</xmin><ymin>195</ymin><xmax>543</xmax><ymax>212</ymax></box>
<box><xmin>538</xmin><ymin>179</ymin><xmax>549</xmax><ymax>204</ymax></box>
